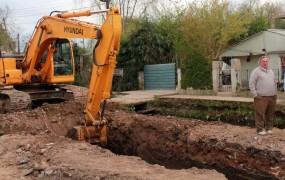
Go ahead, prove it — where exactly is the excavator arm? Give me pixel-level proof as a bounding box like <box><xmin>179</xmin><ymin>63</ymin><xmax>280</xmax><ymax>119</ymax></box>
<box><xmin>69</xmin><ymin>8</ymin><xmax>122</xmax><ymax>145</ymax></box>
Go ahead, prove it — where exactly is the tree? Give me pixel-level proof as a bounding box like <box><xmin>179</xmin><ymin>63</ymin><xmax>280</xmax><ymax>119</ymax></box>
<box><xmin>112</xmin><ymin>18</ymin><xmax>177</xmax><ymax>91</ymax></box>
<box><xmin>0</xmin><ymin>5</ymin><xmax>25</xmax><ymax>53</ymax></box>
<box><xmin>247</xmin><ymin>15</ymin><xmax>269</xmax><ymax>36</ymax></box>
<box><xmin>72</xmin><ymin>42</ymin><xmax>93</xmax><ymax>87</ymax></box>
<box><xmin>180</xmin><ymin>0</ymin><xmax>252</xmax><ymax>61</ymax></box>
<box><xmin>119</xmin><ymin>18</ymin><xmax>176</xmax><ymax>65</ymax></box>
<box><xmin>275</xmin><ymin>19</ymin><xmax>285</xmax><ymax>29</ymax></box>
<box><xmin>236</xmin><ymin>2</ymin><xmax>268</xmax><ymax>40</ymax></box>
<box><xmin>180</xmin><ymin>49</ymin><xmax>212</xmax><ymax>89</ymax></box>
<box><xmin>0</xmin><ymin>6</ymin><xmax>16</xmax><ymax>52</ymax></box>
<box><xmin>90</xmin><ymin>0</ymin><xmax>159</xmax><ymax>32</ymax></box>
<box><xmin>238</xmin><ymin>1</ymin><xmax>285</xmax><ymax>36</ymax></box>
<box><xmin>262</xmin><ymin>2</ymin><xmax>285</xmax><ymax>29</ymax></box>
<box><xmin>112</xmin><ymin>36</ymin><xmax>140</xmax><ymax>91</ymax></box>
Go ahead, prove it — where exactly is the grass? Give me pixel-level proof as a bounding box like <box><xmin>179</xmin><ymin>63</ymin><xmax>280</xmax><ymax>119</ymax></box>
<box><xmin>149</xmin><ymin>98</ymin><xmax>285</xmax><ymax>129</ymax></box>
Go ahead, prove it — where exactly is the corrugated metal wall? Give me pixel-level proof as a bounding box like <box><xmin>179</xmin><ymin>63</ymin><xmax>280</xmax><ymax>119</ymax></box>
<box><xmin>144</xmin><ymin>63</ymin><xmax>176</xmax><ymax>90</ymax></box>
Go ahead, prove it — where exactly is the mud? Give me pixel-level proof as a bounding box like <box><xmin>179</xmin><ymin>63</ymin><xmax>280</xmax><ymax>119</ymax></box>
<box><xmin>0</xmin><ymin>86</ymin><xmax>285</xmax><ymax>179</ymax></box>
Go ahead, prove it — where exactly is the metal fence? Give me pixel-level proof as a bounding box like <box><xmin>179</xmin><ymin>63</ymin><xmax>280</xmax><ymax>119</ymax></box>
<box><xmin>236</xmin><ymin>69</ymin><xmax>283</xmax><ymax>91</ymax></box>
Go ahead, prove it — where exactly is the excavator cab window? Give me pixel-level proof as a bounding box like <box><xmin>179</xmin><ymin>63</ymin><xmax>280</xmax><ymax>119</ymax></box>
<box><xmin>53</xmin><ymin>39</ymin><xmax>73</xmax><ymax>76</ymax></box>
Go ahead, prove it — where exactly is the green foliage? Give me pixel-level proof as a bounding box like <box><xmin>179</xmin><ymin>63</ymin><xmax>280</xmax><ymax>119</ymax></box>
<box><xmin>262</xmin><ymin>2</ymin><xmax>285</xmax><ymax>29</ymax></box>
<box><xmin>248</xmin><ymin>15</ymin><xmax>269</xmax><ymax>36</ymax></box>
<box><xmin>275</xmin><ymin>19</ymin><xmax>285</xmax><ymax>29</ymax></box>
<box><xmin>112</xmin><ymin>18</ymin><xmax>177</xmax><ymax>91</ymax></box>
<box><xmin>126</xmin><ymin>105</ymin><xmax>136</xmax><ymax>113</ymax></box>
<box><xmin>180</xmin><ymin>50</ymin><xmax>212</xmax><ymax>89</ymax></box>
<box><xmin>72</xmin><ymin>43</ymin><xmax>92</xmax><ymax>87</ymax></box>
<box><xmin>274</xmin><ymin>117</ymin><xmax>285</xmax><ymax>128</ymax></box>
<box><xmin>180</xmin><ymin>0</ymin><xmax>252</xmax><ymax>61</ymax></box>
<box><xmin>122</xmin><ymin>18</ymin><xmax>142</xmax><ymax>37</ymax></box>
<box><xmin>0</xmin><ymin>26</ymin><xmax>10</xmax><ymax>48</ymax></box>
<box><xmin>160</xmin><ymin>106</ymin><xmax>168</xmax><ymax>115</ymax></box>
<box><xmin>230</xmin><ymin>12</ymin><xmax>268</xmax><ymax>44</ymax></box>
<box><xmin>150</xmin><ymin>99</ymin><xmax>257</xmax><ymax>127</ymax></box>
<box><xmin>0</xmin><ymin>22</ymin><xmax>14</xmax><ymax>52</ymax></box>
<box><xmin>0</xmin><ymin>6</ymin><xmax>18</xmax><ymax>52</ymax></box>
<box><xmin>74</xmin><ymin>70</ymin><xmax>91</xmax><ymax>87</ymax></box>
<box><xmin>237</xmin><ymin>1</ymin><xmax>285</xmax><ymax>40</ymax></box>
<box><xmin>112</xmin><ymin>36</ymin><xmax>140</xmax><ymax>92</ymax></box>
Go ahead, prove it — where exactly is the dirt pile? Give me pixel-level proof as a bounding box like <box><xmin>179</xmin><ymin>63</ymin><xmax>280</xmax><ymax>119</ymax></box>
<box><xmin>0</xmin><ymin>96</ymin><xmax>225</xmax><ymax>179</ymax></box>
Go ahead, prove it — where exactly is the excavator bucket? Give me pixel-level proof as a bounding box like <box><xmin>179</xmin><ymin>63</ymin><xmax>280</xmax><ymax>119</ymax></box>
<box><xmin>66</xmin><ymin>125</ymin><xmax>108</xmax><ymax>146</ymax></box>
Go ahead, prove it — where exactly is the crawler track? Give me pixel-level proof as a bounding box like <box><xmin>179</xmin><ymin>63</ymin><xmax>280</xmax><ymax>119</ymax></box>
<box><xmin>60</xmin><ymin>84</ymin><xmax>88</xmax><ymax>101</ymax></box>
<box><xmin>0</xmin><ymin>84</ymin><xmax>88</xmax><ymax>113</ymax></box>
<box><xmin>0</xmin><ymin>88</ymin><xmax>32</xmax><ymax>113</ymax></box>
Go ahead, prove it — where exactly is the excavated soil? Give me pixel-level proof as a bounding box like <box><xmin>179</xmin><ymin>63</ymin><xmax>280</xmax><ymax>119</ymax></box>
<box><xmin>0</xmin><ymin>89</ymin><xmax>225</xmax><ymax>180</ymax></box>
<box><xmin>0</xmin><ymin>86</ymin><xmax>285</xmax><ymax>179</ymax></box>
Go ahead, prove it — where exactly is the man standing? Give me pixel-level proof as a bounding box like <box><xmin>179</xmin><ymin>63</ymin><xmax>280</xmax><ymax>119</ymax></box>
<box><xmin>249</xmin><ymin>55</ymin><xmax>277</xmax><ymax>135</ymax></box>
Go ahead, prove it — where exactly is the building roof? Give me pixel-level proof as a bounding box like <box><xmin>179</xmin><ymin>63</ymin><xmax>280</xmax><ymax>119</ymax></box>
<box><xmin>267</xmin><ymin>29</ymin><xmax>285</xmax><ymax>36</ymax></box>
<box><xmin>220</xmin><ymin>29</ymin><xmax>285</xmax><ymax>58</ymax></box>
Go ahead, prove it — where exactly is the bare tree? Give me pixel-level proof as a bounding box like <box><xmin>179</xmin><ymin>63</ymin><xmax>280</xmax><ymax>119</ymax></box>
<box><xmin>0</xmin><ymin>6</ymin><xmax>18</xmax><ymax>53</ymax></box>
<box><xmin>262</xmin><ymin>2</ymin><xmax>285</xmax><ymax>28</ymax></box>
<box><xmin>89</xmin><ymin>0</ymin><xmax>159</xmax><ymax>32</ymax></box>
<box><xmin>238</xmin><ymin>0</ymin><xmax>285</xmax><ymax>29</ymax></box>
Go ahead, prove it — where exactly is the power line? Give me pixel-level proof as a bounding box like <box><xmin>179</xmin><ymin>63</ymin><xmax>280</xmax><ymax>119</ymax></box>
<box><xmin>11</xmin><ymin>6</ymin><xmax>91</xmax><ymax>18</ymax></box>
<box><xmin>1</xmin><ymin>0</ymin><xmax>101</xmax><ymax>34</ymax></box>
<box><xmin>6</xmin><ymin>0</ymin><xmax>93</xmax><ymax>12</ymax></box>
<box><xmin>1</xmin><ymin>0</ymin><xmax>93</xmax><ymax>18</ymax></box>
<box><xmin>8</xmin><ymin>2</ymin><xmax>74</xmax><ymax>12</ymax></box>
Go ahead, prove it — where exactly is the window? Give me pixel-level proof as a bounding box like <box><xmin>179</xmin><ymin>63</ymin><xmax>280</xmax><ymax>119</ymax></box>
<box><xmin>53</xmin><ymin>39</ymin><xmax>73</xmax><ymax>76</ymax></box>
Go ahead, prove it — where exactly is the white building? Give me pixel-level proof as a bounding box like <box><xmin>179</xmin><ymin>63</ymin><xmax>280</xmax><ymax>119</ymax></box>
<box><xmin>219</xmin><ymin>29</ymin><xmax>285</xmax><ymax>89</ymax></box>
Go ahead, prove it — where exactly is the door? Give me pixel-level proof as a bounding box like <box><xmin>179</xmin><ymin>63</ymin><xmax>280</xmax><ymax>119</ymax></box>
<box><xmin>144</xmin><ymin>63</ymin><xmax>176</xmax><ymax>90</ymax></box>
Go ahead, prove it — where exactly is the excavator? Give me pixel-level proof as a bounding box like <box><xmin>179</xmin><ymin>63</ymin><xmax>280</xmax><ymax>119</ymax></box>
<box><xmin>0</xmin><ymin>7</ymin><xmax>122</xmax><ymax>146</ymax></box>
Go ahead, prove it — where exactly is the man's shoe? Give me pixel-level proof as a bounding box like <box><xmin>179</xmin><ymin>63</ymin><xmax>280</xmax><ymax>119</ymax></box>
<box><xmin>257</xmin><ymin>130</ymin><xmax>267</xmax><ymax>135</ymax></box>
<box><xmin>266</xmin><ymin>130</ymin><xmax>273</xmax><ymax>135</ymax></box>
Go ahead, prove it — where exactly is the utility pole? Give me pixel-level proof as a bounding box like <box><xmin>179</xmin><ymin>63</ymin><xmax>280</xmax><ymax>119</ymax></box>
<box><xmin>106</xmin><ymin>0</ymin><xmax>109</xmax><ymax>9</ymax></box>
<box><xmin>99</xmin><ymin>0</ymin><xmax>110</xmax><ymax>9</ymax></box>
<box><xmin>17</xmin><ymin>34</ymin><xmax>20</xmax><ymax>54</ymax></box>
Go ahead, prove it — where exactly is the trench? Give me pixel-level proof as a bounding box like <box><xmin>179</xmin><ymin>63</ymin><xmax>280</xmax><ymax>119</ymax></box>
<box><xmin>5</xmin><ymin>97</ymin><xmax>283</xmax><ymax>179</ymax></box>
<box><xmin>106</xmin><ymin>119</ymin><xmax>278</xmax><ymax>180</ymax></box>
<box><xmin>104</xmin><ymin>100</ymin><xmax>285</xmax><ymax>180</ymax></box>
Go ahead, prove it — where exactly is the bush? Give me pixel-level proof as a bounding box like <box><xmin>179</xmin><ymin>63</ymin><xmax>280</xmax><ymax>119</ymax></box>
<box><xmin>112</xmin><ymin>18</ymin><xmax>176</xmax><ymax>92</ymax></box>
<box><xmin>180</xmin><ymin>50</ymin><xmax>212</xmax><ymax>89</ymax></box>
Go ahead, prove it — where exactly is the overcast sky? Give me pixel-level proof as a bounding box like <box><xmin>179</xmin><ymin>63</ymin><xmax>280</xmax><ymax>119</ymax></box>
<box><xmin>0</xmin><ymin>0</ymin><xmax>282</xmax><ymax>39</ymax></box>
<box><xmin>1</xmin><ymin>0</ymin><xmax>93</xmax><ymax>36</ymax></box>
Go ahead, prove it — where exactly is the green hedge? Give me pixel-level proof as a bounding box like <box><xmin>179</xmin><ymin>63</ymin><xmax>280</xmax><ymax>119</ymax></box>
<box><xmin>180</xmin><ymin>50</ymin><xmax>212</xmax><ymax>89</ymax></box>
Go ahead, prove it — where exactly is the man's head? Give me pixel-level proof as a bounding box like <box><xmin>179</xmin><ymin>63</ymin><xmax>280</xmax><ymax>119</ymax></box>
<box><xmin>258</xmin><ymin>55</ymin><xmax>269</xmax><ymax>69</ymax></box>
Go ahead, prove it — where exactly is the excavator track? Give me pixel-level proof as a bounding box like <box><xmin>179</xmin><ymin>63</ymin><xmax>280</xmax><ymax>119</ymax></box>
<box><xmin>61</xmin><ymin>84</ymin><xmax>88</xmax><ymax>101</ymax></box>
<box><xmin>0</xmin><ymin>85</ymin><xmax>87</xmax><ymax>113</ymax></box>
<box><xmin>0</xmin><ymin>89</ymin><xmax>32</xmax><ymax>113</ymax></box>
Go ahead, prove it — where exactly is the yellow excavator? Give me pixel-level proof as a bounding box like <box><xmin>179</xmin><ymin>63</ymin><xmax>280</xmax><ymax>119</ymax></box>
<box><xmin>0</xmin><ymin>7</ymin><xmax>122</xmax><ymax>145</ymax></box>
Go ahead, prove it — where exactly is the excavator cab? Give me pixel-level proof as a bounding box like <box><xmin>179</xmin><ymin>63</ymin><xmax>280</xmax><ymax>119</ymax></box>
<box><xmin>52</xmin><ymin>39</ymin><xmax>74</xmax><ymax>76</ymax></box>
<box><xmin>40</xmin><ymin>38</ymin><xmax>75</xmax><ymax>83</ymax></box>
